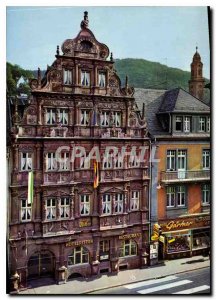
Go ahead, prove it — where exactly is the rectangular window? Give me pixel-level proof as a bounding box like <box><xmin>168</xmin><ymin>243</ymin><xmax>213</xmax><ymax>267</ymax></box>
<box><xmin>47</xmin><ymin>153</ymin><xmax>57</xmax><ymax>171</ymax></box>
<box><xmin>202</xmin><ymin>149</ymin><xmax>210</xmax><ymax>169</ymax></box>
<box><xmin>207</xmin><ymin>117</ymin><xmax>210</xmax><ymax>132</ymax></box>
<box><xmin>21</xmin><ymin>152</ymin><xmax>32</xmax><ymax>171</ymax></box>
<box><xmin>166</xmin><ymin>187</ymin><xmax>175</xmax><ymax>207</ymax></box>
<box><xmin>177</xmin><ymin>186</ymin><xmax>186</xmax><ymax>206</ymax></box>
<box><xmin>167</xmin><ymin>150</ymin><xmax>176</xmax><ymax>171</ymax></box>
<box><xmin>199</xmin><ymin>117</ymin><xmax>206</xmax><ymax>132</ymax></box>
<box><xmin>21</xmin><ymin>199</ymin><xmax>31</xmax><ymax>221</ymax></box>
<box><xmin>114</xmin><ymin>112</ymin><xmax>121</xmax><ymax>127</ymax></box>
<box><xmin>98</xmin><ymin>73</ymin><xmax>106</xmax><ymax>88</ymax></box>
<box><xmin>129</xmin><ymin>154</ymin><xmax>140</xmax><ymax>168</ymax></box>
<box><xmin>80</xmin><ymin>195</ymin><xmax>90</xmax><ymax>216</ymax></box>
<box><xmin>59</xmin><ymin>152</ymin><xmax>70</xmax><ymax>170</ymax></box>
<box><xmin>60</xmin><ymin>197</ymin><xmax>70</xmax><ymax>218</ymax></box>
<box><xmin>58</xmin><ymin>109</ymin><xmax>68</xmax><ymax>125</ymax></box>
<box><xmin>102</xmin><ymin>194</ymin><xmax>111</xmax><ymax>215</ymax></box>
<box><xmin>63</xmin><ymin>69</ymin><xmax>72</xmax><ymax>85</ymax></box>
<box><xmin>114</xmin><ymin>155</ymin><xmax>123</xmax><ymax>168</ymax></box>
<box><xmin>202</xmin><ymin>184</ymin><xmax>210</xmax><ymax>205</ymax></box>
<box><xmin>177</xmin><ymin>150</ymin><xmax>187</xmax><ymax>170</ymax></box>
<box><xmin>103</xmin><ymin>156</ymin><xmax>112</xmax><ymax>169</ymax></box>
<box><xmin>100</xmin><ymin>111</ymin><xmax>110</xmax><ymax>126</ymax></box>
<box><xmin>81</xmin><ymin>71</ymin><xmax>90</xmax><ymax>86</ymax></box>
<box><xmin>46</xmin><ymin>198</ymin><xmax>56</xmax><ymax>220</ymax></box>
<box><xmin>130</xmin><ymin>191</ymin><xmax>139</xmax><ymax>211</ymax></box>
<box><xmin>99</xmin><ymin>240</ymin><xmax>110</xmax><ymax>260</ymax></box>
<box><xmin>80</xmin><ymin>155</ymin><xmax>90</xmax><ymax>169</ymax></box>
<box><xmin>175</xmin><ymin>116</ymin><xmax>183</xmax><ymax>131</ymax></box>
<box><xmin>46</xmin><ymin>108</ymin><xmax>56</xmax><ymax>125</ymax></box>
<box><xmin>184</xmin><ymin>116</ymin><xmax>191</xmax><ymax>132</ymax></box>
<box><xmin>114</xmin><ymin>193</ymin><xmax>124</xmax><ymax>213</ymax></box>
<box><xmin>80</xmin><ymin>110</ymin><xmax>89</xmax><ymax>126</ymax></box>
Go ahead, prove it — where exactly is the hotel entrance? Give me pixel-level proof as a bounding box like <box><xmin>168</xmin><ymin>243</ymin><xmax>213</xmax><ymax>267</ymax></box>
<box><xmin>27</xmin><ymin>251</ymin><xmax>55</xmax><ymax>280</ymax></box>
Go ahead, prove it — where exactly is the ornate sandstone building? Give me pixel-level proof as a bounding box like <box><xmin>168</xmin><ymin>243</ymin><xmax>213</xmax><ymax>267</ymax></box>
<box><xmin>8</xmin><ymin>12</ymin><xmax>150</xmax><ymax>291</ymax></box>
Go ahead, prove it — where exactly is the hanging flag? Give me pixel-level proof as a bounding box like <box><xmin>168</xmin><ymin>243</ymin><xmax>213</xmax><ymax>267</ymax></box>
<box><xmin>27</xmin><ymin>171</ymin><xmax>34</xmax><ymax>205</ymax></box>
<box><xmin>93</xmin><ymin>161</ymin><xmax>99</xmax><ymax>189</ymax></box>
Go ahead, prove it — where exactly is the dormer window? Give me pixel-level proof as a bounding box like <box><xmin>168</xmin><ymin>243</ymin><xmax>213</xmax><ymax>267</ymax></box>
<box><xmin>81</xmin><ymin>71</ymin><xmax>90</xmax><ymax>86</ymax></box>
<box><xmin>63</xmin><ymin>69</ymin><xmax>72</xmax><ymax>85</ymax></box>
<box><xmin>99</xmin><ymin>73</ymin><xmax>106</xmax><ymax>88</ymax></box>
<box><xmin>175</xmin><ymin>116</ymin><xmax>183</xmax><ymax>131</ymax></box>
<box><xmin>199</xmin><ymin>117</ymin><xmax>206</xmax><ymax>132</ymax></box>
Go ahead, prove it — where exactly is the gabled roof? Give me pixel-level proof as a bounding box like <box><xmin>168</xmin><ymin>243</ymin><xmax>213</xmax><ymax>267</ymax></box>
<box><xmin>158</xmin><ymin>88</ymin><xmax>210</xmax><ymax>113</ymax></box>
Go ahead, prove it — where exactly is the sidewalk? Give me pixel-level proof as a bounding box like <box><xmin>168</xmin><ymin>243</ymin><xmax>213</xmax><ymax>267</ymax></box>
<box><xmin>19</xmin><ymin>255</ymin><xmax>210</xmax><ymax>295</ymax></box>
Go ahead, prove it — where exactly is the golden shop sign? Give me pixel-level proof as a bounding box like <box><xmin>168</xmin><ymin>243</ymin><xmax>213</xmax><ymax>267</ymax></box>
<box><xmin>119</xmin><ymin>233</ymin><xmax>142</xmax><ymax>240</ymax></box>
<box><xmin>66</xmin><ymin>239</ymin><xmax>93</xmax><ymax>247</ymax></box>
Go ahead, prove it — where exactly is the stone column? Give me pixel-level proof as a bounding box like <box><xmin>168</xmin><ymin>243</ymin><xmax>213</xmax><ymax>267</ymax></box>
<box><xmin>13</xmin><ymin>145</ymin><xmax>19</xmax><ymax>171</ymax></box>
<box><xmin>56</xmin><ymin>196</ymin><xmax>61</xmax><ymax>220</ymax></box>
<box><xmin>94</xmin><ymin>65</ymin><xmax>98</xmax><ymax>87</ymax></box>
<box><xmin>75</xmin><ymin>64</ymin><xmax>79</xmax><ymax>85</ymax></box>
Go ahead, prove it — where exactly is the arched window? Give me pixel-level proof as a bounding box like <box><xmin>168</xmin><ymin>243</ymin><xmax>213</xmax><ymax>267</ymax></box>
<box><xmin>68</xmin><ymin>246</ymin><xmax>89</xmax><ymax>265</ymax></box>
<box><xmin>119</xmin><ymin>239</ymin><xmax>137</xmax><ymax>257</ymax></box>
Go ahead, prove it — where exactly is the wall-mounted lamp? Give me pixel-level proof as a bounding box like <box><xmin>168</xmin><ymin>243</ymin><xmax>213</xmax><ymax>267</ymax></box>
<box><xmin>156</xmin><ymin>183</ymin><xmax>162</xmax><ymax>190</ymax></box>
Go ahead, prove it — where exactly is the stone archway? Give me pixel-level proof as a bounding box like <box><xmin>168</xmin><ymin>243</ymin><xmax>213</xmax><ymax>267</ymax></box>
<box><xmin>27</xmin><ymin>250</ymin><xmax>55</xmax><ymax>280</ymax></box>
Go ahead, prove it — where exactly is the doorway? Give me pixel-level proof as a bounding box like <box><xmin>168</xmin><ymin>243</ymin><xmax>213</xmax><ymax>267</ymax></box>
<box><xmin>28</xmin><ymin>251</ymin><xmax>55</xmax><ymax>279</ymax></box>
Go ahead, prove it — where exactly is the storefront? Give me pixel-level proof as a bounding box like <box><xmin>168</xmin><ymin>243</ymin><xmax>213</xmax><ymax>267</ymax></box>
<box><xmin>159</xmin><ymin>214</ymin><xmax>210</xmax><ymax>259</ymax></box>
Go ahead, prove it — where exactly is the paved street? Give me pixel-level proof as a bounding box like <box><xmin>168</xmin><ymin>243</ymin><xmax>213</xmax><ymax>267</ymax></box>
<box><xmin>88</xmin><ymin>268</ymin><xmax>210</xmax><ymax>295</ymax></box>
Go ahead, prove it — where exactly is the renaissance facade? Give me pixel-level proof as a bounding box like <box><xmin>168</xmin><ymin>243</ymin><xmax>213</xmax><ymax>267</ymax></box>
<box><xmin>8</xmin><ymin>12</ymin><xmax>150</xmax><ymax>291</ymax></box>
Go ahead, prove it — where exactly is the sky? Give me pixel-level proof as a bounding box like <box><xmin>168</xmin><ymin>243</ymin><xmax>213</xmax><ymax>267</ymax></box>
<box><xmin>6</xmin><ymin>6</ymin><xmax>210</xmax><ymax>78</ymax></box>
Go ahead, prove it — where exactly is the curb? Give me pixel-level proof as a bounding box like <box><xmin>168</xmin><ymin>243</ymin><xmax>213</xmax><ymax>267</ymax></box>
<box><xmin>84</xmin><ymin>264</ymin><xmax>210</xmax><ymax>294</ymax></box>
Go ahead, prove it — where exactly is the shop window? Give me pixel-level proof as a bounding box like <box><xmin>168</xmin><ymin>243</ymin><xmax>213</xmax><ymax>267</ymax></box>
<box><xmin>80</xmin><ymin>195</ymin><xmax>90</xmax><ymax>216</ymax></box>
<box><xmin>102</xmin><ymin>194</ymin><xmax>111</xmax><ymax>215</ymax></box>
<box><xmin>46</xmin><ymin>108</ymin><xmax>56</xmax><ymax>125</ymax></box>
<box><xmin>114</xmin><ymin>193</ymin><xmax>124</xmax><ymax>213</ymax></box>
<box><xmin>81</xmin><ymin>71</ymin><xmax>90</xmax><ymax>86</ymax></box>
<box><xmin>21</xmin><ymin>199</ymin><xmax>31</xmax><ymax>221</ymax></box>
<box><xmin>21</xmin><ymin>152</ymin><xmax>32</xmax><ymax>171</ymax></box>
<box><xmin>130</xmin><ymin>191</ymin><xmax>139</xmax><ymax>211</ymax></box>
<box><xmin>192</xmin><ymin>229</ymin><xmax>210</xmax><ymax>250</ymax></box>
<box><xmin>68</xmin><ymin>246</ymin><xmax>89</xmax><ymax>265</ymax></box>
<box><xmin>46</xmin><ymin>153</ymin><xmax>57</xmax><ymax>171</ymax></box>
<box><xmin>60</xmin><ymin>197</ymin><xmax>70</xmax><ymax>219</ymax></box>
<box><xmin>167</xmin><ymin>235</ymin><xmax>190</xmax><ymax>253</ymax></box>
<box><xmin>99</xmin><ymin>73</ymin><xmax>106</xmax><ymax>88</ymax></box>
<box><xmin>46</xmin><ymin>198</ymin><xmax>56</xmax><ymax>220</ymax></box>
<box><xmin>100</xmin><ymin>111</ymin><xmax>110</xmax><ymax>126</ymax></box>
<box><xmin>202</xmin><ymin>149</ymin><xmax>210</xmax><ymax>170</ymax></box>
<box><xmin>202</xmin><ymin>184</ymin><xmax>210</xmax><ymax>205</ymax></box>
<box><xmin>99</xmin><ymin>240</ymin><xmax>110</xmax><ymax>260</ymax></box>
<box><xmin>199</xmin><ymin>116</ymin><xmax>206</xmax><ymax>132</ymax></box>
<box><xmin>175</xmin><ymin>116</ymin><xmax>183</xmax><ymax>131</ymax></box>
<box><xmin>80</xmin><ymin>110</ymin><xmax>89</xmax><ymax>126</ymax></box>
<box><xmin>184</xmin><ymin>116</ymin><xmax>191</xmax><ymax>132</ymax></box>
<box><xmin>59</xmin><ymin>152</ymin><xmax>70</xmax><ymax>170</ymax></box>
<box><xmin>63</xmin><ymin>69</ymin><xmax>72</xmax><ymax>85</ymax></box>
<box><xmin>119</xmin><ymin>239</ymin><xmax>137</xmax><ymax>257</ymax></box>
<box><xmin>58</xmin><ymin>109</ymin><xmax>68</xmax><ymax>125</ymax></box>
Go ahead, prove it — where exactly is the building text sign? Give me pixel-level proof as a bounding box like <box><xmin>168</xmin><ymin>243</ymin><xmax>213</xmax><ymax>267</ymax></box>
<box><xmin>66</xmin><ymin>239</ymin><xmax>93</xmax><ymax>247</ymax></box>
<box><xmin>119</xmin><ymin>233</ymin><xmax>142</xmax><ymax>240</ymax></box>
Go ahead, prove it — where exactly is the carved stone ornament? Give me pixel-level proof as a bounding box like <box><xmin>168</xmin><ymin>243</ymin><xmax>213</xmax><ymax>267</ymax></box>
<box><xmin>30</xmin><ymin>79</ymin><xmax>39</xmax><ymax>90</ymax></box>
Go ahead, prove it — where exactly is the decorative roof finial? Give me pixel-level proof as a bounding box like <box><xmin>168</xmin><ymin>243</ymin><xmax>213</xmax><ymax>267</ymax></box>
<box><xmin>196</xmin><ymin>46</ymin><xmax>198</xmax><ymax>52</ymax></box>
<box><xmin>81</xmin><ymin>11</ymin><xmax>89</xmax><ymax>29</ymax></box>
<box><xmin>56</xmin><ymin>45</ymin><xmax>59</xmax><ymax>55</ymax></box>
<box><xmin>110</xmin><ymin>52</ymin><xmax>113</xmax><ymax>62</ymax></box>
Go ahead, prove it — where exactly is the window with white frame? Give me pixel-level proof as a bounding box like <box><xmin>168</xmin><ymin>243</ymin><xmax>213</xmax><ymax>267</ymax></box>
<box><xmin>199</xmin><ymin>117</ymin><xmax>206</xmax><ymax>132</ymax></box>
<box><xmin>81</xmin><ymin>71</ymin><xmax>90</xmax><ymax>86</ymax></box>
<box><xmin>60</xmin><ymin>197</ymin><xmax>70</xmax><ymax>218</ymax></box>
<box><xmin>103</xmin><ymin>155</ymin><xmax>112</xmax><ymax>169</ymax></box>
<box><xmin>46</xmin><ymin>153</ymin><xmax>57</xmax><ymax>171</ymax></box>
<box><xmin>46</xmin><ymin>108</ymin><xmax>56</xmax><ymax>125</ymax></box>
<box><xmin>114</xmin><ymin>155</ymin><xmax>123</xmax><ymax>168</ymax></box>
<box><xmin>68</xmin><ymin>247</ymin><xmax>89</xmax><ymax>265</ymax></box>
<box><xmin>175</xmin><ymin>116</ymin><xmax>183</xmax><ymax>131</ymax></box>
<box><xmin>129</xmin><ymin>154</ymin><xmax>140</xmax><ymax>167</ymax></box>
<box><xmin>80</xmin><ymin>195</ymin><xmax>90</xmax><ymax>216</ymax></box>
<box><xmin>100</xmin><ymin>111</ymin><xmax>110</xmax><ymax>126</ymax></box>
<box><xmin>114</xmin><ymin>193</ymin><xmax>124</xmax><ymax>213</ymax></box>
<box><xmin>202</xmin><ymin>149</ymin><xmax>210</xmax><ymax>169</ymax></box>
<box><xmin>63</xmin><ymin>69</ymin><xmax>72</xmax><ymax>85</ymax></box>
<box><xmin>167</xmin><ymin>150</ymin><xmax>176</xmax><ymax>171</ymax></box>
<box><xmin>102</xmin><ymin>194</ymin><xmax>111</xmax><ymax>215</ymax></box>
<box><xmin>177</xmin><ymin>150</ymin><xmax>187</xmax><ymax>170</ymax></box>
<box><xmin>166</xmin><ymin>186</ymin><xmax>175</xmax><ymax>208</ymax></box>
<box><xmin>21</xmin><ymin>152</ymin><xmax>32</xmax><ymax>171</ymax></box>
<box><xmin>207</xmin><ymin>117</ymin><xmax>210</xmax><ymax>132</ymax></box>
<box><xmin>184</xmin><ymin>116</ymin><xmax>191</xmax><ymax>132</ymax></box>
<box><xmin>177</xmin><ymin>186</ymin><xmax>186</xmax><ymax>206</ymax></box>
<box><xmin>80</xmin><ymin>110</ymin><xmax>89</xmax><ymax>126</ymax></box>
<box><xmin>130</xmin><ymin>191</ymin><xmax>139</xmax><ymax>211</ymax></box>
<box><xmin>98</xmin><ymin>73</ymin><xmax>106</xmax><ymax>88</ymax></box>
<box><xmin>202</xmin><ymin>184</ymin><xmax>210</xmax><ymax>205</ymax></box>
<box><xmin>80</xmin><ymin>155</ymin><xmax>90</xmax><ymax>169</ymax></box>
<box><xmin>58</xmin><ymin>109</ymin><xmax>68</xmax><ymax>125</ymax></box>
<box><xmin>59</xmin><ymin>152</ymin><xmax>70</xmax><ymax>170</ymax></box>
<box><xmin>99</xmin><ymin>240</ymin><xmax>110</xmax><ymax>260</ymax></box>
<box><xmin>119</xmin><ymin>239</ymin><xmax>137</xmax><ymax>257</ymax></box>
<box><xmin>114</xmin><ymin>112</ymin><xmax>121</xmax><ymax>127</ymax></box>
<box><xmin>46</xmin><ymin>198</ymin><xmax>56</xmax><ymax>220</ymax></box>
<box><xmin>21</xmin><ymin>199</ymin><xmax>31</xmax><ymax>221</ymax></box>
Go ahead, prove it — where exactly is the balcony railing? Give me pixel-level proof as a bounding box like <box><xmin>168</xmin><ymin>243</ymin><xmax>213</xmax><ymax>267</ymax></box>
<box><xmin>160</xmin><ymin>169</ymin><xmax>210</xmax><ymax>183</ymax></box>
